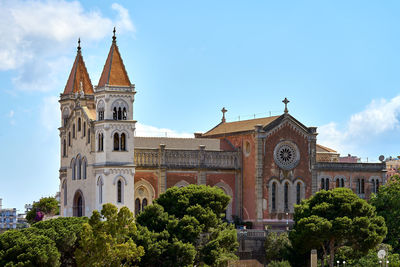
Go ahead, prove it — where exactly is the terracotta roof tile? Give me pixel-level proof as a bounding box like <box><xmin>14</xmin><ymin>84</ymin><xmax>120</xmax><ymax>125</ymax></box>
<box><xmin>202</xmin><ymin>116</ymin><xmax>280</xmax><ymax>137</ymax></box>
<box><xmin>98</xmin><ymin>39</ymin><xmax>131</xmax><ymax>87</ymax></box>
<box><xmin>316</xmin><ymin>144</ymin><xmax>337</xmax><ymax>153</ymax></box>
<box><xmin>63</xmin><ymin>50</ymin><xmax>93</xmax><ymax>95</ymax></box>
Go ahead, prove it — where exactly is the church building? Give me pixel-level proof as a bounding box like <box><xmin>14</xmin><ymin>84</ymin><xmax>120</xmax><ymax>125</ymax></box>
<box><xmin>59</xmin><ymin>32</ymin><xmax>386</xmax><ymax>229</ymax></box>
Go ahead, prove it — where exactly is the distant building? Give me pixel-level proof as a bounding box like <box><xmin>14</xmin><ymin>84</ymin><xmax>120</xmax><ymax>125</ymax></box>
<box><xmin>0</xmin><ymin>199</ymin><xmax>17</xmax><ymax>230</ymax></box>
<box><xmin>386</xmin><ymin>157</ymin><xmax>400</xmax><ymax>179</ymax></box>
<box><xmin>339</xmin><ymin>154</ymin><xmax>361</xmax><ymax>163</ymax></box>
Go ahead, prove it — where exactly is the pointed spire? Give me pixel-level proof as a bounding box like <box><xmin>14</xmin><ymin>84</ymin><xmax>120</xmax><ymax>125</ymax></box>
<box><xmin>98</xmin><ymin>28</ymin><xmax>131</xmax><ymax>87</ymax></box>
<box><xmin>63</xmin><ymin>39</ymin><xmax>94</xmax><ymax>95</ymax></box>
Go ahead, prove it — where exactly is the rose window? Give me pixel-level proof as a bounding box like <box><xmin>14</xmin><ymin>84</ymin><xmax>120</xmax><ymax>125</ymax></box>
<box><xmin>273</xmin><ymin>141</ymin><xmax>300</xmax><ymax>170</ymax></box>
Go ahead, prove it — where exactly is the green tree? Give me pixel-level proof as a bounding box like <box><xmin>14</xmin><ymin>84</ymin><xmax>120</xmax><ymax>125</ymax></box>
<box><xmin>0</xmin><ymin>228</ymin><xmax>60</xmax><ymax>266</ymax></box>
<box><xmin>289</xmin><ymin>188</ymin><xmax>387</xmax><ymax>267</ymax></box>
<box><xmin>26</xmin><ymin>197</ymin><xmax>59</xmax><ymax>224</ymax></box>
<box><xmin>135</xmin><ymin>185</ymin><xmax>238</xmax><ymax>267</ymax></box>
<box><xmin>370</xmin><ymin>174</ymin><xmax>400</xmax><ymax>251</ymax></box>
<box><xmin>75</xmin><ymin>203</ymin><xmax>144</xmax><ymax>267</ymax></box>
<box><xmin>33</xmin><ymin>217</ymin><xmax>87</xmax><ymax>266</ymax></box>
<box><xmin>265</xmin><ymin>232</ymin><xmax>291</xmax><ymax>263</ymax></box>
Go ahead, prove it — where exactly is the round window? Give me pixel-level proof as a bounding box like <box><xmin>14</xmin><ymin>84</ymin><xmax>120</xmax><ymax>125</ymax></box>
<box><xmin>273</xmin><ymin>141</ymin><xmax>300</xmax><ymax>170</ymax></box>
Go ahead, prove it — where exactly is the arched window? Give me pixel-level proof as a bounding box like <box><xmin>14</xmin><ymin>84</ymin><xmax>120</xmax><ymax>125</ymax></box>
<box><xmin>87</xmin><ymin>129</ymin><xmax>90</xmax><ymax>143</ymax></box>
<box><xmin>117</xmin><ymin>180</ymin><xmax>122</xmax><ymax>203</ymax></box>
<box><xmin>82</xmin><ymin>159</ymin><xmax>87</xmax><ymax>179</ymax></box>
<box><xmin>325</xmin><ymin>179</ymin><xmax>329</xmax><ymax>190</ymax></box>
<box><xmin>71</xmin><ymin>159</ymin><xmax>76</xmax><ymax>180</ymax></box>
<box><xmin>98</xmin><ymin>133</ymin><xmax>104</xmax><ymax>151</ymax></box>
<box><xmin>121</xmin><ymin>133</ymin><xmax>126</xmax><ymax>151</ymax></box>
<box><xmin>296</xmin><ymin>183</ymin><xmax>301</xmax><ymax>204</ymax></box>
<box><xmin>321</xmin><ymin>178</ymin><xmax>325</xmax><ymax>190</ymax></box>
<box><xmin>118</xmin><ymin>107</ymin><xmax>122</xmax><ymax>120</ymax></box>
<box><xmin>114</xmin><ymin>133</ymin><xmax>120</xmax><ymax>151</ymax></box>
<box><xmin>83</xmin><ymin>122</ymin><xmax>86</xmax><ymax>137</ymax></box>
<box><xmin>97</xmin><ymin>100</ymin><xmax>105</xmax><ymax>121</ymax></box>
<box><xmin>123</xmin><ymin>107</ymin><xmax>127</xmax><ymax>120</ymax></box>
<box><xmin>63</xmin><ymin>139</ymin><xmax>67</xmax><ymax>157</ymax></box>
<box><xmin>78</xmin><ymin>118</ymin><xmax>81</xmax><ymax>132</ymax></box>
<box><xmin>63</xmin><ymin>181</ymin><xmax>67</xmax><ymax>206</ymax></box>
<box><xmin>284</xmin><ymin>183</ymin><xmax>289</xmax><ymax>210</ymax></box>
<box><xmin>73</xmin><ymin>124</ymin><xmax>76</xmax><ymax>138</ymax></box>
<box><xmin>361</xmin><ymin>179</ymin><xmax>365</xmax><ymax>194</ymax></box>
<box><xmin>98</xmin><ymin>110</ymin><xmax>104</xmax><ymax>120</ymax></box>
<box><xmin>68</xmin><ymin>132</ymin><xmax>71</xmax><ymax>146</ymax></box>
<box><xmin>336</xmin><ymin>179</ymin><xmax>339</xmax><ymax>188</ymax></box>
<box><xmin>142</xmin><ymin>198</ymin><xmax>148</xmax><ymax>211</ymax></box>
<box><xmin>113</xmin><ymin>107</ymin><xmax>117</xmax><ymax>120</ymax></box>
<box><xmin>135</xmin><ymin>198</ymin><xmax>141</xmax><ymax>216</ymax></box>
<box><xmin>98</xmin><ymin>177</ymin><xmax>103</xmax><ymax>204</ymax></box>
<box><xmin>340</xmin><ymin>178</ymin><xmax>345</xmax><ymax>187</ymax></box>
<box><xmin>77</xmin><ymin>156</ymin><xmax>81</xmax><ymax>180</ymax></box>
<box><xmin>376</xmin><ymin>180</ymin><xmax>380</xmax><ymax>192</ymax></box>
<box><xmin>272</xmin><ymin>182</ymin><xmax>276</xmax><ymax>211</ymax></box>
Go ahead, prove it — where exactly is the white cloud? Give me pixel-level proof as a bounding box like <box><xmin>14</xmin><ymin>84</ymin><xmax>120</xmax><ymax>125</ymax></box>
<box><xmin>135</xmin><ymin>122</ymin><xmax>193</xmax><ymax>138</ymax></box>
<box><xmin>0</xmin><ymin>0</ymin><xmax>135</xmax><ymax>91</ymax></box>
<box><xmin>318</xmin><ymin>95</ymin><xmax>400</xmax><ymax>156</ymax></box>
<box><xmin>40</xmin><ymin>96</ymin><xmax>60</xmax><ymax>132</ymax></box>
<box><xmin>6</xmin><ymin>109</ymin><xmax>16</xmax><ymax>125</ymax></box>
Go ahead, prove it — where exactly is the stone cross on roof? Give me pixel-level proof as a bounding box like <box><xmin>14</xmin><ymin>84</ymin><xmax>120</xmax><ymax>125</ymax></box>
<box><xmin>282</xmin><ymin>97</ymin><xmax>290</xmax><ymax>114</ymax></box>
<box><xmin>221</xmin><ymin>107</ymin><xmax>227</xmax><ymax>123</ymax></box>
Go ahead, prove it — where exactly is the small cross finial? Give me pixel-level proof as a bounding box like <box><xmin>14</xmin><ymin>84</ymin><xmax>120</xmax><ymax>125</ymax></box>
<box><xmin>282</xmin><ymin>97</ymin><xmax>290</xmax><ymax>114</ymax></box>
<box><xmin>221</xmin><ymin>107</ymin><xmax>227</xmax><ymax>123</ymax></box>
<box><xmin>77</xmin><ymin>38</ymin><xmax>81</xmax><ymax>52</ymax></box>
<box><xmin>112</xmin><ymin>27</ymin><xmax>116</xmax><ymax>42</ymax></box>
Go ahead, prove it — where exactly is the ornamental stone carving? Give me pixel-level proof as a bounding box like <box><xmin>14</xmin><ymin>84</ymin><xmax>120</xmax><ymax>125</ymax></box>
<box><xmin>273</xmin><ymin>140</ymin><xmax>300</xmax><ymax>170</ymax></box>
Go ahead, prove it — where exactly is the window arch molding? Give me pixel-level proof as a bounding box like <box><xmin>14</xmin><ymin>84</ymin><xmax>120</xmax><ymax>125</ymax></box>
<box><xmin>135</xmin><ymin>179</ymin><xmax>155</xmax><ymax>215</ymax></box>
<box><xmin>334</xmin><ymin>175</ymin><xmax>347</xmax><ymax>183</ymax></box>
<box><xmin>113</xmin><ymin>175</ymin><xmax>128</xmax><ymax>186</ymax></box>
<box><xmin>135</xmin><ymin>179</ymin><xmax>155</xmax><ymax>200</ymax></box>
<box><xmin>214</xmin><ymin>181</ymin><xmax>234</xmax><ymax>221</ymax></box>
<box><xmin>174</xmin><ymin>180</ymin><xmax>190</xmax><ymax>188</ymax></box>
<box><xmin>72</xmin><ymin>189</ymin><xmax>85</xmax><ymax>217</ymax></box>
<box><xmin>110</xmin><ymin>129</ymin><xmax>130</xmax><ymax>139</ymax></box>
<box><xmin>111</xmin><ymin>99</ymin><xmax>129</xmax><ymax>112</ymax></box>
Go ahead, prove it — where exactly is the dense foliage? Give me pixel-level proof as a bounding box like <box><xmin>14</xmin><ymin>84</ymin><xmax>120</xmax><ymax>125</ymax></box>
<box><xmin>265</xmin><ymin>232</ymin><xmax>291</xmax><ymax>263</ymax></box>
<box><xmin>26</xmin><ymin>197</ymin><xmax>59</xmax><ymax>224</ymax></box>
<box><xmin>134</xmin><ymin>185</ymin><xmax>238</xmax><ymax>267</ymax></box>
<box><xmin>0</xmin><ymin>217</ymin><xmax>86</xmax><ymax>266</ymax></box>
<box><xmin>370</xmin><ymin>174</ymin><xmax>400</xmax><ymax>252</ymax></box>
<box><xmin>75</xmin><ymin>204</ymin><xmax>144</xmax><ymax>266</ymax></box>
<box><xmin>289</xmin><ymin>188</ymin><xmax>387</xmax><ymax>267</ymax></box>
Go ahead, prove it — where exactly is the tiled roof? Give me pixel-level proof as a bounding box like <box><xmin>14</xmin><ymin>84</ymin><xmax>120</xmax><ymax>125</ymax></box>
<box><xmin>98</xmin><ymin>38</ymin><xmax>131</xmax><ymax>87</ymax></box>
<box><xmin>82</xmin><ymin>107</ymin><xmax>96</xmax><ymax>120</ymax></box>
<box><xmin>202</xmin><ymin>116</ymin><xmax>280</xmax><ymax>137</ymax></box>
<box><xmin>135</xmin><ymin>137</ymin><xmax>221</xmax><ymax>151</ymax></box>
<box><xmin>63</xmin><ymin>49</ymin><xmax>94</xmax><ymax>95</ymax></box>
<box><xmin>316</xmin><ymin>144</ymin><xmax>337</xmax><ymax>153</ymax></box>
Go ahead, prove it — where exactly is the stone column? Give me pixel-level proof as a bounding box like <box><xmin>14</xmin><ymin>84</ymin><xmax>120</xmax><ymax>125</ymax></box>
<box><xmin>158</xmin><ymin>144</ymin><xmax>167</xmax><ymax>193</ymax></box>
<box><xmin>310</xmin><ymin>249</ymin><xmax>318</xmax><ymax>267</ymax></box>
<box><xmin>255</xmin><ymin>124</ymin><xmax>264</xmax><ymax>222</ymax></box>
<box><xmin>308</xmin><ymin>127</ymin><xmax>318</xmax><ymax>194</ymax></box>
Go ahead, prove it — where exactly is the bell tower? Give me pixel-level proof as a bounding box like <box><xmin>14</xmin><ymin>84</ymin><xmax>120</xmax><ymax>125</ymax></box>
<box><xmin>93</xmin><ymin>28</ymin><xmax>136</xmax><ymax>211</ymax></box>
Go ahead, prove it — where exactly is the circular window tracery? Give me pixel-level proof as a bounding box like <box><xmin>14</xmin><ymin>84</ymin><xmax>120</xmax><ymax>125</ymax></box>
<box><xmin>273</xmin><ymin>141</ymin><xmax>300</xmax><ymax>170</ymax></box>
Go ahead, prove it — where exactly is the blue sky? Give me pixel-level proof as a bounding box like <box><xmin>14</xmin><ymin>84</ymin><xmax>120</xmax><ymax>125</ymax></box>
<box><xmin>1</xmin><ymin>0</ymin><xmax>400</xmax><ymax>212</ymax></box>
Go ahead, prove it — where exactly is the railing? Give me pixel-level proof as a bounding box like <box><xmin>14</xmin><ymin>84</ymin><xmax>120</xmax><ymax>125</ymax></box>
<box><xmin>314</xmin><ymin>162</ymin><xmax>385</xmax><ymax>172</ymax></box>
<box><xmin>134</xmin><ymin>148</ymin><xmax>240</xmax><ymax>169</ymax></box>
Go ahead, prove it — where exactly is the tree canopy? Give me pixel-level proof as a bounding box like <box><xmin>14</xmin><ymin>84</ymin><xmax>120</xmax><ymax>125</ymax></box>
<box><xmin>26</xmin><ymin>197</ymin><xmax>59</xmax><ymax>224</ymax></box>
<box><xmin>134</xmin><ymin>185</ymin><xmax>238</xmax><ymax>267</ymax></box>
<box><xmin>289</xmin><ymin>188</ymin><xmax>387</xmax><ymax>267</ymax></box>
<box><xmin>75</xmin><ymin>203</ymin><xmax>144</xmax><ymax>267</ymax></box>
<box><xmin>370</xmin><ymin>174</ymin><xmax>400</xmax><ymax>251</ymax></box>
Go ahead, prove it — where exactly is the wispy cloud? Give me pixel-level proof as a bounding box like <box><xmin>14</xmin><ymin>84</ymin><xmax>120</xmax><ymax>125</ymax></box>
<box><xmin>318</xmin><ymin>95</ymin><xmax>400</xmax><ymax>157</ymax></box>
<box><xmin>135</xmin><ymin>122</ymin><xmax>193</xmax><ymax>138</ymax></box>
<box><xmin>6</xmin><ymin>110</ymin><xmax>15</xmax><ymax>125</ymax></box>
<box><xmin>0</xmin><ymin>0</ymin><xmax>135</xmax><ymax>91</ymax></box>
